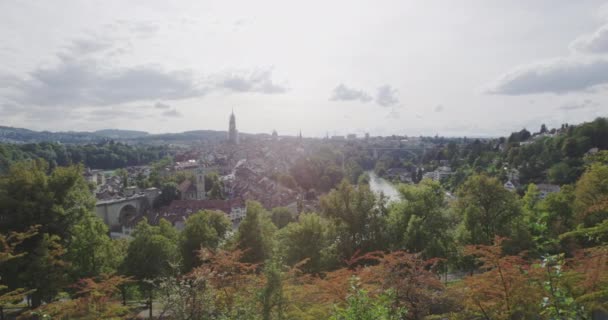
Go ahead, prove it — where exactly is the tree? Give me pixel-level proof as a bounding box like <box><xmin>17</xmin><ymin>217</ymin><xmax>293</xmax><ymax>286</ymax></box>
<box><xmin>260</xmin><ymin>259</ymin><xmax>286</xmax><ymax>320</ymax></box>
<box><xmin>154</xmin><ymin>181</ymin><xmax>180</xmax><ymax>208</ymax></box>
<box><xmin>329</xmin><ymin>279</ymin><xmax>406</xmax><ymax>320</ymax></box>
<box><xmin>548</xmin><ymin>162</ymin><xmax>576</xmax><ymax>185</ymax></box>
<box><xmin>540</xmin><ymin>123</ymin><xmax>548</xmax><ymax>134</ymax></box>
<box><xmin>320</xmin><ymin>181</ymin><xmax>387</xmax><ymax>260</ymax></box>
<box><xmin>574</xmin><ymin>163</ymin><xmax>608</xmax><ymax>227</ymax></box>
<box><xmin>277</xmin><ymin>213</ymin><xmax>336</xmax><ymax>273</ymax></box>
<box><xmin>180</xmin><ymin>210</ymin><xmax>231</xmax><ymax>271</ymax></box>
<box><xmin>456</xmin><ymin>238</ymin><xmax>542</xmax><ymax>319</ymax></box>
<box><xmin>356</xmin><ymin>251</ymin><xmax>445</xmax><ymax>319</ymax></box>
<box><xmin>0</xmin><ymin>226</ymin><xmax>37</xmax><ymax>306</ymax></box>
<box><xmin>20</xmin><ymin>234</ymin><xmax>69</xmax><ymax>307</ymax></box>
<box><xmin>0</xmin><ymin>160</ymin><xmax>96</xmax><ymax>306</ymax></box>
<box><xmin>115</xmin><ymin>168</ymin><xmax>129</xmax><ymax>190</ymax></box>
<box><xmin>66</xmin><ymin>214</ymin><xmax>124</xmax><ymax>280</ymax></box>
<box><xmin>387</xmin><ymin>180</ymin><xmax>452</xmax><ymax>259</ymax></box>
<box><xmin>237</xmin><ymin>201</ymin><xmax>277</xmax><ymax>263</ymax></box>
<box><xmin>206</xmin><ymin>173</ymin><xmax>225</xmax><ymax>200</ymax></box>
<box><xmin>455</xmin><ymin>174</ymin><xmax>522</xmax><ymax>245</ymax></box>
<box><xmin>271</xmin><ymin>207</ymin><xmax>294</xmax><ymax>229</ymax></box>
<box><xmin>23</xmin><ymin>275</ymin><xmax>134</xmax><ymax>320</ymax></box>
<box><xmin>123</xmin><ymin>219</ymin><xmax>179</xmax><ymax>280</ymax></box>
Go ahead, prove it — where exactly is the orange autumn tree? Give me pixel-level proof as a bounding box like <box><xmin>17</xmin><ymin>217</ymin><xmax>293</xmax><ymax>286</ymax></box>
<box><xmin>289</xmin><ymin>250</ymin><xmax>446</xmax><ymax>320</ymax></box>
<box><xmin>456</xmin><ymin>237</ymin><xmax>543</xmax><ymax>320</ymax></box>
<box><xmin>20</xmin><ymin>274</ymin><xmax>133</xmax><ymax>320</ymax></box>
<box><xmin>190</xmin><ymin>248</ymin><xmax>259</xmax><ymax>316</ymax></box>
<box><xmin>569</xmin><ymin>246</ymin><xmax>608</xmax><ymax>311</ymax></box>
<box><xmin>357</xmin><ymin>251</ymin><xmax>445</xmax><ymax>319</ymax></box>
<box><xmin>0</xmin><ymin>225</ymin><xmax>38</xmax><ymax>306</ymax></box>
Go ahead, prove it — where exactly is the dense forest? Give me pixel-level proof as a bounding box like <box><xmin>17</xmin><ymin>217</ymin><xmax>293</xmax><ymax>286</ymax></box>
<box><xmin>0</xmin><ymin>141</ymin><xmax>170</xmax><ymax>172</ymax></box>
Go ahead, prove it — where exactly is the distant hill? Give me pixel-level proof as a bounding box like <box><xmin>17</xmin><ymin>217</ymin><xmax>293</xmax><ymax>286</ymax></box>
<box><xmin>0</xmin><ymin>126</ymin><xmax>101</xmax><ymax>143</ymax></box>
<box><xmin>94</xmin><ymin>129</ymin><xmax>150</xmax><ymax>139</ymax></box>
<box><xmin>0</xmin><ymin>125</ymin><xmax>233</xmax><ymax>145</ymax></box>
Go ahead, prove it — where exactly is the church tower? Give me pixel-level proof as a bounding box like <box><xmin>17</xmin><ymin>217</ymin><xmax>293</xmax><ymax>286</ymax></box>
<box><xmin>196</xmin><ymin>165</ymin><xmax>206</xmax><ymax>200</ymax></box>
<box><xmin>228</xmin><ymin>109</ymin><xmax>239</xmax><ymax>144</ymax></box>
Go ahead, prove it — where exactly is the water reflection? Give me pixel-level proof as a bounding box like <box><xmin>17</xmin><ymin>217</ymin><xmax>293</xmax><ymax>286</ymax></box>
<box><xmin>366</xmin><ymin>171</ymin><xmax>401</xmax><ymax>203</ymax></box>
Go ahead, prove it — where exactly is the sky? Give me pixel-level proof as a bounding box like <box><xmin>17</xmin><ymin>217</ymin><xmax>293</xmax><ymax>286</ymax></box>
<box><xmin>1</xmin><ymin>0</ymin><xmax>608</xmax><ymax>137</ymax></box>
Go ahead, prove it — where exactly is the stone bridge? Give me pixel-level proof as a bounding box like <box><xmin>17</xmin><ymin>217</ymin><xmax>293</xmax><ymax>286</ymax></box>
<box><xmin>95</xmin><ymin>189</ymin><xmax>159</xmax><ymax>231</ymax></box>
<box><xmin>368</xmin><ymin>146</ymin><xmax>426</xmax><ymax>160</ymax></box>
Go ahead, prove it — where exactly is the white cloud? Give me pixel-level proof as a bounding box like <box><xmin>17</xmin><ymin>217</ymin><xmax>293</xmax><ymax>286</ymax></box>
<box><xmin>161</xmin><ymin>108</ymin><xmax>182</xmax><ymax>117</ymax></box>
<box><xmin>215</xmin><ymin>69</ymin><xmax>288</xmax><ymax>94</ymax></box>
<box><xmin>570</xmin><ymin>23</ymin><xmax>608</xmax><ymax>53</ymax></box>
<box><xmin>486</xmin><ymin>57</ymin><xmax>608</xmax><ymax>95</ymax></box>
<box><xmin>375</xmin><ymin>85</ymin><xmax>399</xmax><ymax>107</ymax></box>
<box><xmin>329</xmin><ymin>84</ymin><xmax>372</xmax><ymax>103</ymax></box>
<box><xmin>154</xmin><ymin>102</ymin><xmax>171</xmax><ymax>109</ymax></box>
<box><xmin>558</xmin><ymin>99</ymin><xmax>597</xmax><ymax>111</ymax></box>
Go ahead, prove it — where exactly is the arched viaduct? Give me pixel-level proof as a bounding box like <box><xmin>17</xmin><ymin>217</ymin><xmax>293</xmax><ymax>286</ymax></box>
<box><xmin>95</xmin><ymin>191</ymin><xmax>158</xmax><ymax>231</ymax></box>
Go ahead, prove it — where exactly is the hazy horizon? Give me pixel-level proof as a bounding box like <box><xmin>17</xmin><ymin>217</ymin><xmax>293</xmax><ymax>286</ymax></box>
<box><xmin>2</xmin><ymin>1</ymin><xmax>608</xmax><ymax>137</ymax></box>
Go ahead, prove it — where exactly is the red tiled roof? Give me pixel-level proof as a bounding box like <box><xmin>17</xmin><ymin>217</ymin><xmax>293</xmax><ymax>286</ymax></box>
<box><xmin>154</xmin><ymin>199</ymin><xmax>246</xmax><ymax>225</ymax></box>
<box><xmin>167</xmin><ymin>199</ymin><xmax>244</xmax><ymax>213</ymax></box>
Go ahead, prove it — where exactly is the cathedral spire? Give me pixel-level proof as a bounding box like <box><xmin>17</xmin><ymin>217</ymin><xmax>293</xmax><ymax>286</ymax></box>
<box><xmin>228</xmin><ymin>109</ymin><xmax>238</xmax><ymax>144</ymax></box>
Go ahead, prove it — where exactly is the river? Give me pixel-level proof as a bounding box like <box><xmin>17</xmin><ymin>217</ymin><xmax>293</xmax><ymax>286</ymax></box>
<box><xmin>366</xmin><ymin>171</ymin><xmax>401</xmax><ymax>203</ymax></box>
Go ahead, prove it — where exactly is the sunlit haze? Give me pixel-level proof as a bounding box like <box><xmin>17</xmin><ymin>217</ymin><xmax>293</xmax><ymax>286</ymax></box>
<box><xmin>1</xmin><ymin>0</ymin><xmax>608</xmax><ymax>136</ymax></box>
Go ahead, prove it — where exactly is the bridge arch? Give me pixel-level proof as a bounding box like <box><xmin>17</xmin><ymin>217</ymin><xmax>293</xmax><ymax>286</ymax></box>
<box><xmin>118</xmin><ymin>204</ymin><xmax>137</xmax><ymax>226</ymax></box>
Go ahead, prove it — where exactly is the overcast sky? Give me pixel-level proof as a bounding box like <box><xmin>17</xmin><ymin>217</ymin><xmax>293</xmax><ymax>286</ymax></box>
<box><xmin>1</xmin><ymin>0</ymin><xmax>608</xmax><ymax>137</ymax></box>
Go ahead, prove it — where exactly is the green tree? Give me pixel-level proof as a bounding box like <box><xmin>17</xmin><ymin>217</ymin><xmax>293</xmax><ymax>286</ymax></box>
<box><xmin>237</xmin><ymin>201</ymin><xmax>277</xmax><ymax>263</ymax></box>
<box><xmin>154</xmin><ymin>181</ymin><xmax>180</xmax><ymax>208</ymax></box>
<box><xmin>206</xmin><ymin>173</ymin><xmax>225</xmax><ymax>200</ymax></box>
<box><xmin>455</xmin><ymin>174</ymin><xmax>522</xmax><ymax>245</ymax></box>
<box><xmin>320</xmin><ymin>181</ymin><xmax>387</xmax><ymax>260</ymax></box>
<box><xmin>260</xmin><ymin>259</ymin><xmax>286</xmax><ymax>320</ymax></box>
<box><xmin>180</xmin><ymin>210</ymin><xmax>231</xmax><ymax>271</ymax></box>
<box><xmin>0</xmin><ymin>226</ymin><xmax>38</xmax><ymax>306</ymax></box>
<box><xmin>123</xmin><ymin>219</ymin><xmax>179</xmax><ymax>280</ymax></box>
<box><xmin>66</xmin><ymin>214</ymin><xmax>124</xmax><ymax>279</ymax></box>
<box><xmin>330</xmin><ymin>278</ymin><xmax>406</xmax><ymax>320</ymax></box>
<box><xmin>0</xmin><ymin>160</ymin><xmax>95</xmax><ymax>306</ymax></box>
<box><xmin>270</xmin><ymin>207</ymin><xmax>294</xmax><ymax>229</ymax></box>
<box><xmin>574</xmin><ymin>163</ymin><xmax>608</xmax><ymax>227</ymax></box>
<box><xmin>387</xmin><ymin>180</ymin><xmax>452</xmax><ymax>259</ymax></box>
<box><xmin>277</xmin><ymin>213</ymin><xmax>336</xmax><ymax>273</ymax></box>
<box><xmin>20</xmin><ymin>234</ymin><xmax>68</xmax><ymax>307</ymax></box>
<box><xmin>115</xmin><ymin>168</ymin><xmax>129</xmax><ymax>190</ymax></box>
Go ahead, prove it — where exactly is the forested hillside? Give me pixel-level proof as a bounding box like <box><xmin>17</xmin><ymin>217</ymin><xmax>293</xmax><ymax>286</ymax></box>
<box><xmin>0</xmin><ymin>141</ymin><xmax>170</xmax><ymax>172</ymax></box>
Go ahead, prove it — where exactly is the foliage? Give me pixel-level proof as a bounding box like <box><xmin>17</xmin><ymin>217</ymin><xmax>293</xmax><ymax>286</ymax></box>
<box><xmin>122</xmin><ymin>219</ymin><xmax>179</xmax><ymax>281</ymax></box>
<box><xmin>574</xmin><ymin>163</ymin><xmax>608</xmax><ymax>227</ymax></box>
<box><xmin>66</xmin><ymin>214</ymin><xmax>124</xmax><ymax>279</ymax></box>
<box><xmin>236</xmin><ymin>201</ymin><xmax>277</xmax><ymax>263</ymax></box>
<box><xmin>455</xmin><ymin>174</ymin><xmax>522</xmax><ymax>245</ymax></box>
<box><xmin>22</xmin><ymin>275</ymin><xmax>134</xmax><ymax>320</ymax></box>
<box><xmin>388</xmin><ymin>179</ymin><xmax>453</xmax><ymax>259</ymax></box>
<box><xmin>329</xmin><ymin>278</ymin><xmax>407</xmax><ymax>320</ymax></box>
<box><xmin>277</xmin><ymin>213</ymin><xmax>336</xmax><ymax>273</ymax></box>
<box><xmin>0</xmin><ymin>226</ymin><xmax>38</xmax><ymax>306</ymax></box>
<box><xmin>0</xmin><ymin>141</ymin><xmax>169</xmax><ymax>173</ymax></box>
<box><xmin>270</xmin><ymin>207</ymin><xmax>294</xmax><ymax>229</ymax></box>
<box><xmin>179</xmin><ymin>210</ymin><xmax>231</xmax><ymax>271</ymax></box>
<box><xmin>456</xmin><ymin>238</ymin><xmax>543</xmax><ymax>319</ymax></box>
<box><xmin>320</xmin><ymin>180</ymin><xmax>388</xmax><ymax>261</ymax></box>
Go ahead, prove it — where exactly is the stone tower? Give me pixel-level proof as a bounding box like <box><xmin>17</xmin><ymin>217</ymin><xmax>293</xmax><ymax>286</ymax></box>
<box><xmin>228</xmin><ymin>109</ymin><xmax>239</xmax><ymax>144</ymax></box>
<box><xmin>196</xmin><ymin>165</ymin><xmax>206</xmax><ymax>200</ymax></box>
